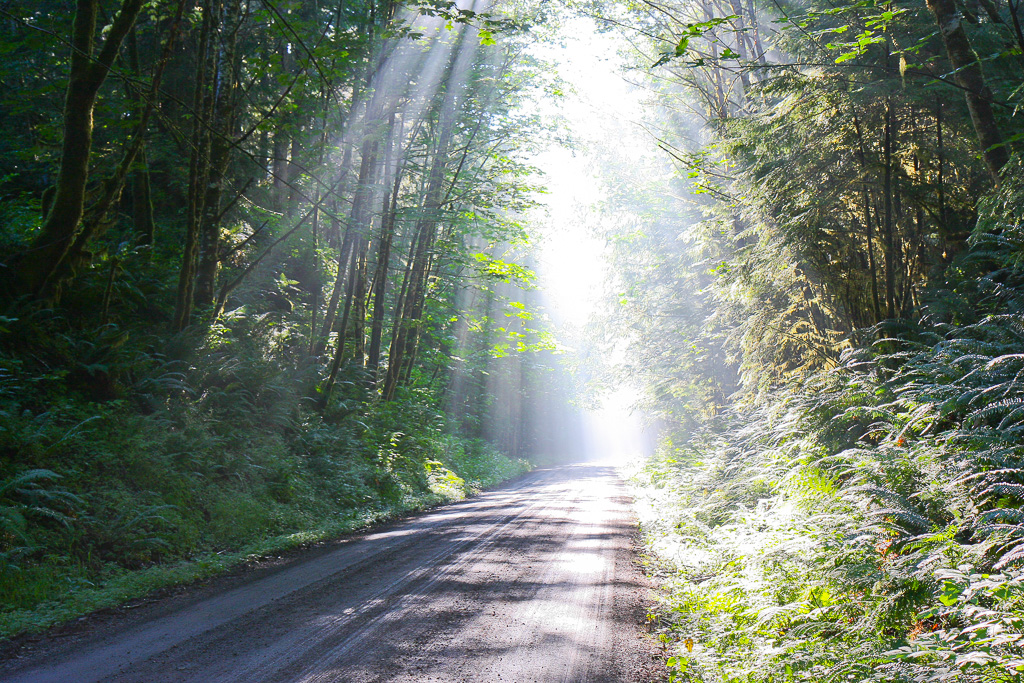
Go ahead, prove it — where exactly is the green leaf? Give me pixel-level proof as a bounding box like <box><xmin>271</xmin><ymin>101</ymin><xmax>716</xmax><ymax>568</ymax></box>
<box><xmin>939</xmin><ymin>581</ymin><xmax>964</xmax><ymax>606</ymax></box>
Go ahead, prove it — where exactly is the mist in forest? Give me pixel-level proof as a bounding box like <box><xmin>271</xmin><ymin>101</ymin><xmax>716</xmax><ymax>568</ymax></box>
<box><xmin>551</xmin><ymin>0</ymin><xmax>1024</xmax><ymax>681</ymax></box>
<box><xmin>3</xmin><ymin>0</ymin><xmax>1024</xmax><ymax>674</ymax></box>
<box><xmin>0</xmin><ymin>0</ymin><xmax>604</xmax><ymax>631</ymax></box>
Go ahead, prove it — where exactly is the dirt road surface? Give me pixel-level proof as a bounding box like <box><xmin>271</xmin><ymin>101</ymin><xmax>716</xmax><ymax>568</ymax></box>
<box><xmin>0</xmin><ymin>464</ymin><xmax>660</xmax><ymax>683</ymax></box>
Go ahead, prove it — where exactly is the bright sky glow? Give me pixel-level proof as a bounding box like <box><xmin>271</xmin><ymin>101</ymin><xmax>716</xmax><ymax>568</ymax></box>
<box><xmin>529</xmin><ymin>16</ymin><xmax>649</xmax><ymax>330</ymax></box>
<box><xmin>581</xmin><ymin>383</ymin><xmax>652</xmax><ymax>464</ymax></box>
<box><xmin>526</xmin><ymin>17</ymin><xmax>655</xmax><ymax>463</ymax></box>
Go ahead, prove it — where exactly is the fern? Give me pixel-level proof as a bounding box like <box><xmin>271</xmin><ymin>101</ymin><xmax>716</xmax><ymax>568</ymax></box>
<box><xmin>0</xmin><ymin>469</ymin><xmax>81</xmax><ymax>570</ymax></box>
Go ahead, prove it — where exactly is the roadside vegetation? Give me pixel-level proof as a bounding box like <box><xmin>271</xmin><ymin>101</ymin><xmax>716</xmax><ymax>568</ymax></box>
<box><xmin>633</xmin><ymin>269</ymin><xmax>1024</xmax><ymax>681</ymax></box>
<box><xmin>0</xmin><ymin>354</ymin><xmax>528</xmax><ymax>638</ymax></box>
<box><xmin>588</xmin><ymin>0</ymin><xmax>1024</xmax><ymax>678</ymax></box>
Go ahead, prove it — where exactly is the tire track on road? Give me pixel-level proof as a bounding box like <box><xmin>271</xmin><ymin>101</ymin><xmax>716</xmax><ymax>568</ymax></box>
<box><xmin>1</xmin><ymin>465</ymin><xmax>649</xmax><ymax>683</ymax></box>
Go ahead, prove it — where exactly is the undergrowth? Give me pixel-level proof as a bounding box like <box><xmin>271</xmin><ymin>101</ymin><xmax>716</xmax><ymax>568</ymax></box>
<box><xmin>632</xmin><ymin>238</ymin><xmax>1024</xmax><ymax>682</ymax></box>
<box><xmin>0</xmin><ymin>304</ymin><xmax>529</xmax><ymax>641</ymax></box>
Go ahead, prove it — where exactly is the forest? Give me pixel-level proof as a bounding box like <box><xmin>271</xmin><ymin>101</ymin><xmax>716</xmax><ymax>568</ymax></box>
<box><xmin>1</xmin><ymin>0</ymin><xmax>1023</xmax><ymax>679</ymax></box>
<box><xmin>0</xmin><ymin>0</ymin><xmax>585</xmax><ymax>639</ymax></box>
<box><xmin>586</xmin><ymin>0</ymin><xmax>1024</xmax><ymax>679</ymax></box>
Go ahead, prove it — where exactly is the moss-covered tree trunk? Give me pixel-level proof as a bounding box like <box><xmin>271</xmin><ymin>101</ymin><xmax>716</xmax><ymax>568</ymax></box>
<box><xmin>16</xmin><ymin>0</ymin><xmax>145</xmax><ymax>299</ymax></box>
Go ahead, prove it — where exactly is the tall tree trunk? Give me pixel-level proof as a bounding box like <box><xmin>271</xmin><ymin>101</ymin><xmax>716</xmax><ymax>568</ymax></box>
<box><xmin>351</xmin><ymin>238</ymin><xmax>369</xmax><ymax>365</ymax></box>
<box><xmin>286</xmin><ymin>134</ymin><xmax>302</xmax><ymax>214</ymax></box>
<box><xmin>308</xmin><ymin>203</ymin><xmax>320</xmax><ymax>356</ymax></box>
<box><xmin>382</xmin><ymin>227</ymin><xmax>419</xmax><ymax>400</ymax></box>
<box><xmin>926</xmin><ymin>0</ymin><xmax>1009</xmax><ymax>183</ymax></box>
<box><xmin>747</xmin><ymin>0</ymin><xmax>767</xmax><ymax>65</ymax></box>
<box><xmin>272</xmin><ymin>129</ymin><xmax>289</xmax><ymax>210</ymax></box>
<box><xmin>194</xmin><ymin>133</ymin><xmax>232</xmax><ymax>306</ymax></box>
<box><xmin>383</xmin><ymin>29</ymin><xmax>477</xmax><ymax>400</ymax></box>
<box><xmin>127</xmin><ymin>29</ymin><xmax>155</xmax><ymax>247</ymax></box>
<box><xmin>131</xmin><ymin>147</ymin><xmax>156</xmax><ymax>246</ymax></box>
<box><xmin>71</xmin><ymin>0</ymin><xmax>185</xmax><ymax>269</ymax></box>
<box><xmin>471</xmin><ymin>287</ymin><xmax>495</xmax><ymax>438</ymax></box>
<box><xmin>853</xmin><ymin>114</ymin><xmax>882</xmax><ymax>324</ymax></box>
<box><xmin>1009</xmin><ymin>0</ymin><xmax>1024</xmax><ymax>56</ymax></box>
<box><xmin>317</xmin><ymin>136</ymin><xmax>379</xmax><ymax>354</ymax></box>
<box><xmin>368</xmin><ymin>164</ymin><xmax>403</xmax><ymax>382</ymax></box>
<box><xmin>16</xmin><ymin>0</ymin><xmax>146</xmax><ymax>298</ymax></box>
<box><xmin>400</xmin><ymin>247</ymin><xmax>443</xmax><ymax>386</ymax></box>
<box><xmin>318</xmin><ymin>220</ymin><xmax>354</xmax><ymax>352</ymax></box>
<box><xmin>935</xmin><ymin>98</ymin><xmax>949</xmax><ymax>259</ymax></box>
<box><xmin>864</xmin><ymin>188</ymin><xmax>882</xmax><ymax>323</ymax></box>
<box><xmin>384</xmin><ymin>180</ymin><xmax>444</xmax><ymax>401</ymax></box>
<box><xmin>882</xmin><ymin>99</ymin><xmax>897</xmax><ymax>319</ymax></box>
<box><xmin>708</xmin><ymin>29</ymin><xmax>727</xmax><ymax>116</ymax></box>
<box><xmin>320</xmin><ymin>120</ymin><xmax>384</xmax><ymax>400</ymax></box>
<box><xmin>196</xmin><ymin>1</ymin><xmax>240</xmax><ymax>307</ymax></box>
<box><xmin>729</xmin><ymin>0</ymin><xmax>752</xmax><ymax>95</ymax></box>
<box><xmin>310</xmin><ymin>145</ymin><xmax>353</xmax><ymax>347</ymax></box>
<box><xmin>173</xmin><ymin>4</ymin><xmax>214</xmax><ymax>331</ymax></box>
<box><xmin>324</xmin><ymin>243</ymin><xmax>361</xmax><ymax>396</ymax></box>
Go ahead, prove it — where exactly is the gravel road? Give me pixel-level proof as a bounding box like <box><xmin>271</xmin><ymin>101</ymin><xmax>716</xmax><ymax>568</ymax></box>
<box><xmin>1</xmin><ymin>464</ymin><xmax>660</xmax><ymax>683</ymax></box>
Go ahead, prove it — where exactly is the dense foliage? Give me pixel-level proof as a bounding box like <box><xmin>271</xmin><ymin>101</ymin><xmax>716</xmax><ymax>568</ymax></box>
<box><xmin>596</xmin><ymin>0</ymin><xmax>1022</xmax><ymax>404</ymax></box>
<box><xmin>0</xmin><ymin>0</ymin><xmax>578</xmax><ymax>637</ymax></box>
<box><xmin>588</xmin><ymin>0</ymin><xmax>1024</xmax><ymax>678</ymax></box>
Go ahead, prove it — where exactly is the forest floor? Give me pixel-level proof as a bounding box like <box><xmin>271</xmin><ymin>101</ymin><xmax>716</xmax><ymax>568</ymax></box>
<box><xmin>0</xmin><ymin>464</ymin><xmax>665</xmax><ymax>683</ymax></box>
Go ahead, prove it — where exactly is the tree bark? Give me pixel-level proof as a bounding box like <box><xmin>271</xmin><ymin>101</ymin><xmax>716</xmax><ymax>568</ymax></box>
<box><xmin>383</xmin><ymin>29</ymin><xmax>476</xmax><ymax>400</ymax></box>
<box><xmin>316</xmin><ymin>136</ymin><xmax>378</xmax><ymax>354</ymax></box>
<box><xmin>747</xmin><ymin>0</ymin><xmax>767</xmax><ymax>65</ymax></box>
<box><xmin>16</xmin><ymin>0</ymin><xmax>145</xmax><ymax>298</ymax></box>
<box><xmin>70</xmin><ymin>0</ymin><xmax>186</xmax><ymax>272</ymax></box>
<box><xmin>131</xmin><ymin>148</ymin><xmax>156</xmax><ymax>246</ymax></box>
<box><xmin>272</xmin><ymin>129</ymin><xmax>290</xmax><ymax>210</ymax></box>
<box><xmin>728</xmin><ymin>0</ymin><xmax>752</xmax><ymax>95</ymax></box>
<box><xmin>351</xmin><ymin>238</ymin><xmax>369</xmax><ymax>365</ymax></box>
<box><xmin>1009</xmin><ymin>0</ymin><xmax>1024</xmax><ymax>56</ymax></box>
<box><xmin>323</xmin><ymin>243</ymin><xmax>361</xmax><ymax>398</ymax></box>
<box><xmin>926</xmin><ymin>0</ymin><xmax>1009</xmax><ymax>183</ymax></box>
<box><xmin>882</xmin><ymin>99</ymin><xmax>897</xmax><ymax>319</ymax></box>
<box><xmin>368</xmin><ymin>163</ymin><xmax>403</xmax><ymax>381</ymax></box>
<box><xmin>852</xmin><ymin>113</ymin><xmax>882</xmax><ymax>324</ymax></box>
<box><xmin>127</xmin><ymin>29</ymin><xmax>155</xmax><ymax>247</ymax></box>
<box><xmin>935</xmin><ymin>98</ymin><xmax>950</xmax><ymax>259</ymax></box>
<box><xmin>173</xmin><ymin>3</ymin><xmax>214</xmax><ymax>331</ymax></box>
<box><xmin>196</xmin><ymin>1</ymin><xmax>241</xmax><ymax>307</ymax></box>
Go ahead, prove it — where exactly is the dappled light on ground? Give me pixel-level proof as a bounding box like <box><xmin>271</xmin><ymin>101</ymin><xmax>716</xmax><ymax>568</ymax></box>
<box><xmin>3</xmin><ymin>467</ymin><xmax>656</xmax><ymax>683</ymax></box>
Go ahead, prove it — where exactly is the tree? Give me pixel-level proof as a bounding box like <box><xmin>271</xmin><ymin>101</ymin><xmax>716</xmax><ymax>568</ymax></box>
<box><xmin>15</xmin><ymin>0</ymin><xmax>146</xmax><ymax>299</ymax></box>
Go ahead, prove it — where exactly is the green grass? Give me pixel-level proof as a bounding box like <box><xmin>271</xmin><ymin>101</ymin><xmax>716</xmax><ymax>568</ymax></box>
<box><xmin>0</xmin><ymin>493</ymin><xmax>451</xmax><ymax>640</ymax></box>
<box><xmin>0</xmin><ymin>393</ymin><xmax>531</xmax><ymax>642</ymax></box>
<box><xmin>0</xmin><ymin>454</ymin><xmax>529</xmax><ymax>641</ymax></box>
